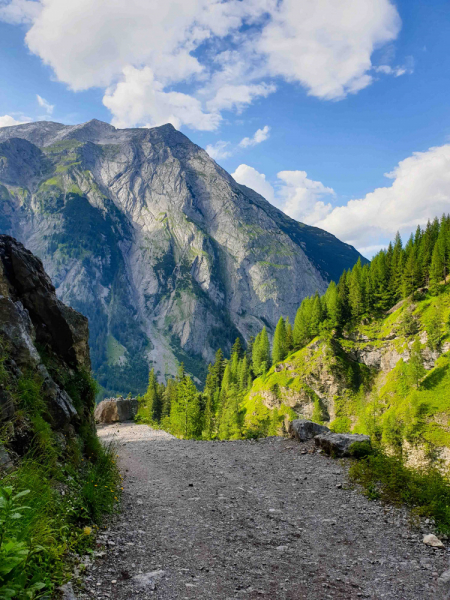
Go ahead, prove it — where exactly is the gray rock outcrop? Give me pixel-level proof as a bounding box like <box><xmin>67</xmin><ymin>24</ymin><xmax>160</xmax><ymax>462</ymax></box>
<box><xmin>0</xmin><ymin>119</ymin><xmax>364</xmax><ymax>391</ymax></box>
<box><xmin>95</xmin><ymin>397</ymin><xmax>138</xmax><ymax>423</ymax></box>
<box><xmin>288</xmin><ymin>419</ymin><xmax>330</xmax><ymax>441</ymax></box>
<box><xmin>0</xmin><ymin>235</ymin><xmax>94</xmax><ymax>459</ymax></box>
<box><xmin>314</xmin><ymin>432</ymin><xmax>372</xmax><ymax>457</ymax></box>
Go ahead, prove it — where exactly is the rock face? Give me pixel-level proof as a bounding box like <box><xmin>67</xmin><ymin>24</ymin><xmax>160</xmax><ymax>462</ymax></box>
<box><xmin>314</xmin><ymin>433</ymin><xmax>371</xmax><ymax>457</ymax></box>
<box><xmin>95</xmin><ymin>397</ymin><xmax>138</xmax><ymax>423</ymax></box>
<box><xmin>0</xmin><ymin>119</ymin><xmax>364</xmax><ymax>392</ymax></box>
<box><xmin>288</xmin><ymin>419</ymin><xmax>330</xmax><ymax>442</ymax></box>
<box><xmin>0</xmin><ymin>234</ymin><xmax>94</xmax><ymax>464</ymax></box>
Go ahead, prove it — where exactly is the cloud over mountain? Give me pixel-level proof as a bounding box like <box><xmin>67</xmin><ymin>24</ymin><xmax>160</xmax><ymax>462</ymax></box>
<box><xmin>1</xmin><ymin>0</ymin><xmax>402</xmax><ymax>130</ymax></box>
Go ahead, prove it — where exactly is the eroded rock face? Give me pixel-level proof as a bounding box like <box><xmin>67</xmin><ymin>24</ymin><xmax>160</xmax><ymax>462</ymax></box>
<box><xmin>95</xmin><ymin>397</ymin><xmax>138</xmax><ymax>423</ymax></box>
<box><xmin>0</xmin><ymin>235</ymin><xmax>94</xmax><ymax>461</ymax></box>
<box><xmin>314</xmin><ymin>433</ymin><xmax>371</xmax><ymax>457</ymax></box>
<box><xmin>288</xmin><ymin>419</ymin><xmax>330</xmax><ymax>442</ymax></box>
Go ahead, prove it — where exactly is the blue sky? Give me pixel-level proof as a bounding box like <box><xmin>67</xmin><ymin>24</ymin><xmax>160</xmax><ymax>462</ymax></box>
<box><xmin>0</xmin><ymin>0</ymin><xmax>449</xmax><ymax>256</ymax></box>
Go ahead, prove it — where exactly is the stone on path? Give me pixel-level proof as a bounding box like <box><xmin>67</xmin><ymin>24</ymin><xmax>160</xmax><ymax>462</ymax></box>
<box><xmin>423</xmin><ymin>534</ymin><xmax>445</xmax><ymax>548</ymax></box>
<box><xmin>288</xmin><ymin>419</ymin><xmax>330</xmax><ymax>442</ymax></box>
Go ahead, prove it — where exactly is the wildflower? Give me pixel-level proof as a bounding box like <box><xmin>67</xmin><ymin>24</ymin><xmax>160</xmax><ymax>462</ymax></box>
<box><xmin>83</xmin><ymin>526</ymin><xmax>92</xmax><ymax>535</ymax></box>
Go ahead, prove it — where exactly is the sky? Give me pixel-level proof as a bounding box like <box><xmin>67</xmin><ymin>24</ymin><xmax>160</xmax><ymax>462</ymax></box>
<box><xmin>0</xmin><ymin>0</ymin><xmax>449</xmax><ymax>258</ymax></box>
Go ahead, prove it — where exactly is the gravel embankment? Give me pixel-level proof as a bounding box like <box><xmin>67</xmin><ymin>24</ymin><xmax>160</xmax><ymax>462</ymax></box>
<box><xmin>77</xmin><ymin>423</ymin><xmax>449</xmax><ymax>599</ymax></box>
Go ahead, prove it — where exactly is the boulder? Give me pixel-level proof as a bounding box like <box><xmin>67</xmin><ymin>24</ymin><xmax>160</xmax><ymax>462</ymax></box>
<box><xmin>314</xmin><ymin>432</ymin><xmax>371</xmax><ymax>457</ymax></box>
<box><xmin>289</xmin><ymin>419</ymin><xmax>330</xmax><ymax>442</ymax></box>
<box><xmin>95</xmin><ymin>397</ymin><xmax>138</xmax><ymax>423</ymax></box>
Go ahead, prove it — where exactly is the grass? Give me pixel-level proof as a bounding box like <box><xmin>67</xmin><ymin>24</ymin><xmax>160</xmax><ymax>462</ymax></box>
<box><xmin>0</xmin><ymin>338</ymin><xmax>121</xmax><ymax>597</ymax></box>
<box><xmin>349</xmin><ymin>449</ymin><xmax>450</xmax><ymax>534</ymax></box>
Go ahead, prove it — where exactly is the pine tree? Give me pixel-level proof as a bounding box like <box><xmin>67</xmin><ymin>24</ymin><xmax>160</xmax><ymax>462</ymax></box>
<box><xmin>272</xmin><ymin>317</ymin><xmax>287</xmax><ymax>364</ymax></box>
<box><xmin>427</xmin><ymin>302</ymin><xmax>444</xmax><ymax>350</ymax></box>
<box><xmin>231</xmin><ymin>337</ymin><xmax>243</xmax><ymax>358</ymax></box>
<box><xmin>324</xmin><ymin>281</ymin><xmax>341</xmax><ymax>329</ymax></box>
<box><xmin>285</xmin><ymin>317</ymin><xmax>294</xmax><ymax>353</ymax></box>
<box><xmin>252</xmin><ymin>327</ymin><xmax>271</xmax><ymax>375</ymax></box>
<box><xmin>144</xmin><ymin>368</ymin><xmax>162</xmax><ymax>422</ymax></box>
<box><xmin>429</xmin><ymin>243</ymin><xmax>444</xmax><ymax>295</ymax></box>
<box><xmin>407</xmin><ymin>337</ymin><xmax>426</xmax><ymax>389</ymax></box>
<box><xmin>170</xmin><ymin>375</ymin><xmax>201</xmax><ymax>438</ymax></box>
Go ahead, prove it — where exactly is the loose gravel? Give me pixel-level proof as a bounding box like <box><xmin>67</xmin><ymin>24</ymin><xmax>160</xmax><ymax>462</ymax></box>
<box><xmin>77</xmin><ymin>422</ymin><xmax>450</xmax><ymax>599</ymax></box>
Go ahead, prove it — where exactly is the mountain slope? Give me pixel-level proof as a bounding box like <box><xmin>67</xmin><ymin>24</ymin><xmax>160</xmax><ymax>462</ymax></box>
<box><xmin>0</xmin><ymin>119</ymin><xmax>363</xmax><ymax>393</ymax></box>
<box><xmin>243</xmin><ymin>284</ymin><xmax>450</xmax><ymax>464</ymax></box>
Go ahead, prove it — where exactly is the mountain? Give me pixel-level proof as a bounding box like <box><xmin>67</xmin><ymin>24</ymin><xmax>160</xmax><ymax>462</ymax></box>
<box><xmin>0</xmin><ymin>119</ymin><xmax>364</xmax><ymax>394</ymax></box>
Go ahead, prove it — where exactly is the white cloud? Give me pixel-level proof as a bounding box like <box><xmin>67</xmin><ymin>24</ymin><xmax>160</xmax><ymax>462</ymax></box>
<box><xmin>103</xmin><ymin>66</ymin><xmax>220</xmax><ymax>131</ymax></box>
<box><xmin>232</xmin><ymin>164</ymin><xmax>275</xmax><ymax>203</ymax></box>
<box><xmin>234</xmin><ymin>146</ymin><xmax>450</xmax><ymax>255</ymax></box>
<box><xmin>0</xmin><ymin>0</ymin><xmax>403</xmax><ymax>129</ymax></box>
<box><xmin>36</xmin><ymin>94</ymin><xmax>54</xmax><ymax>115</ymax></box>
<box><xmin>206</xmin><ymin>140</ymin><xmax>232</xmax><ymax>161</ymax></box>
<box><xmin>232</xmin><ymin>164</ymin><xmax>335</xmax><ymax>225</ymax></box>
<box><xmin>239</xmin><ymin>125</ymin><xmax>270</xmax><ymax>148</ymax></box>
<box><xmin>374</xmin><ymin>57</ymin><xmax>414</xmax><ymax>77</ymax></box>
<box><xmin>0</xmin><ymin>0</ymin><xmax>40</xmax><ymax>24</ymax></box>
<box><xmin>316</xmin><ymin>144</ymin><xmax>450</xmax><ymax>249</ymax></box>
<box><xmin>0</xmin><ymin>114</ymin><xmax>29</xmax><ymax>127</ymax></box>
<box><xmin>206</xmin><ymin>83</ymin><xmax>276</xmax><ymax>114</ymax></box>
<box><xmin>257</xmin><ymin>0</ymin><xmax>401</xmax><ymax>100</ymax></box>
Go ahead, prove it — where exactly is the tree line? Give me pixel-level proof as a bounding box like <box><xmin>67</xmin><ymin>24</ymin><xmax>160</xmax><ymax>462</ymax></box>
<box><xmin>137</xmin><ymin>215</ymin><xmax>450</xmax><ymax>439</ymax></box>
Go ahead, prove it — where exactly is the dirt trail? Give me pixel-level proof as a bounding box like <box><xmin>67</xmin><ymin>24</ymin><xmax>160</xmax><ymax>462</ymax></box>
<box><xmin>80</xmin><ymin>423</ymin><xmax>449</xmax><ymax>599</ymax></box>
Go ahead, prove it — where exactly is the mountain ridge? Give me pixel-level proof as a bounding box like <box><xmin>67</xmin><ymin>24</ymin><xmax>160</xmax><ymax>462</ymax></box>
<box><xmin>0</xmin><ymin>119</ymin><xmax>364</xmax><ymax>394</ymax></box>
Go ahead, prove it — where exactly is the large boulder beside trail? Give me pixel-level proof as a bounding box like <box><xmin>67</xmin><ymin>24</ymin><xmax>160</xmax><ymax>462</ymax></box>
<box><xmin>314</xmin><ymin>432</ymin><xmax>372</xmax><ymax>457</ymax></box>
<box><xmin>95</xmin><ymin>397</ymin><xmax>138</xmax><ymax>423</ymax></box>
<box><xmin>288</xmin><ymin>419</ymin><xmax>330</xmax><ymax>442</ymax></box>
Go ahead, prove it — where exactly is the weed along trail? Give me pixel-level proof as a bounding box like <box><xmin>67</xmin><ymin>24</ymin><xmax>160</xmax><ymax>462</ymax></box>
<box><xmin>81</xmin><ymin>423</ymin><xmax>449</xmax><ymax>600</ymax></box>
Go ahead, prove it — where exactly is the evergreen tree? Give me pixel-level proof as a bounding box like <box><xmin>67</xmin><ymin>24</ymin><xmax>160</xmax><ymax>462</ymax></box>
<box><xmin>407</xmin><ymin>337</ymin><xmax>426</xmax><ymax>389</ymax></box>
<box><xmin>272</xmin><ymin>317</ymin><xmax>287</xmax><ymax>364</ymax></box>
<box><xmin>429</xmin><ymin>243</ymin><xmax>445</xmax><ymax>295</ymax></box>
<box><xmin>252</xmin><ymin>327</ymin><xmax>271</xmax><ymax>375</ymax></box>
<box><xmin>170</xmin><ymin>375</ymin><xmax>201</xmax><ymax>438</ymax></box>
<box><xmin>231</xmin><ymin>337</ymin><xmax>243</xmax><ymax>358</ymax></box>
<box><xmin>427</xmin><ymin>303</ymin><xmax>444</xmax><ymax>350</ymax></box>
<box><xmin>285</xmin><ymin>317</ymin><xmax>294</xmax><ymax>353</ymax></box>
<box><xmin>144</xmin><ymin>368</ymin><xmax>162</xmax><ymax>422</ymax></box>
<box><xmin>161</xmin><ymin>378</ymin><xmax>176</xmax><ymax>419</ymax></box>
<box><xmin>324</xmin><ymin>281</ymin><xmax>341</xmax><ymax>329</ymax></box>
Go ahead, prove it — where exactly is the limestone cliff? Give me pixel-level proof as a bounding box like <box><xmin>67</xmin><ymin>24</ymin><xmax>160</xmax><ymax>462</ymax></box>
<box><xmin>0</xmin><ymin>120</ymin><xmax>364</xmax><ymax>394</ymax></box>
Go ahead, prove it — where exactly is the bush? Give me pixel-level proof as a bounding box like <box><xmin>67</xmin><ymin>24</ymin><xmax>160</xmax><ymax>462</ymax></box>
<box><xmin>349</xmin><ymin>451</ymin><xmax>450</xmax><ymax>533</ymax></box>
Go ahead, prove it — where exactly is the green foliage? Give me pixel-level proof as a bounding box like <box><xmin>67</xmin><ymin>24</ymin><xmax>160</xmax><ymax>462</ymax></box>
<box><xmin>0</xmin><ymin>341</ymin><xmax>121</xmax><ymax>597</ymax></box>
<box><xmin>349</xmin><ymin>451</ymin><xmax>450</xmax><ymax>534</ymax></box>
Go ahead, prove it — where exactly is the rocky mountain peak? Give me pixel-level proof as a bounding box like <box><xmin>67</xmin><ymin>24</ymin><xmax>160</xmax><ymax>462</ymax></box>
<box><xmin>0</xmin><ymin>120</ymin><xmax>364</xmax><ymax>394</ymax></box>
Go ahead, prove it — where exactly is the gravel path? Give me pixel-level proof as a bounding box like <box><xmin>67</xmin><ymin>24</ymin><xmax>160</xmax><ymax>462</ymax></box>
<box><xmin>80</xmin><ymin>423</ymin><xmax>449</xmax><ymax>599</ymax></box>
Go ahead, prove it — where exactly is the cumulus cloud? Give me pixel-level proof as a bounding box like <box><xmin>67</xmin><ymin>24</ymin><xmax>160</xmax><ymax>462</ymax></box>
<box><xmin>234</xmin><ymin>145</ymin><xmax>450</xmax><ymax>256</ymax></box>
<box><xmin>0</xmin><ymin>114</ymin><xmax>29</xmax><ymax>127</ymax></box>
<box><xmin>36</xmin><ymin>94</ymin><xmax>54</xmax><ymax>115</ymax></box>
<box><xmin>0</xmin><ymin>0</ymin><xmax>404</xmax><ymax>129</ymax></box>
<box><xmin>232</xmin><ymin>164</ymin><xmax>335</xmax><ymax>224</ymax></box>
<box><xmin>0</xmin><ymin>0</ymin><xmax>40</xmax><ymax>24</ymax></box>
<box><xmin>316</xmin><ymin>144</ymin><xmax>450</xmax><ymax>249</ymax></box>
<box><xmin>232</xmin><ymin>164</ymin><xmax>275</xmax><ymax>203</ymax></box>
<box><xmin>206</xmin><ymin>140</ymin><xmax>232</xmax><ymax>161</ymax></box>
<box><xmin>239</xmin><ymin>125</ymin><xmax>270</xmax><ymax>148</ymax></box>
<box><xmin>103</xmin><ymin>66</ymin><xmax>220</xmax><ymax>130</ymax></box>
<box><xmin>257</xmin><ymin>0</ymin><xmax>401</xmax><ymax>100</ymax></box>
